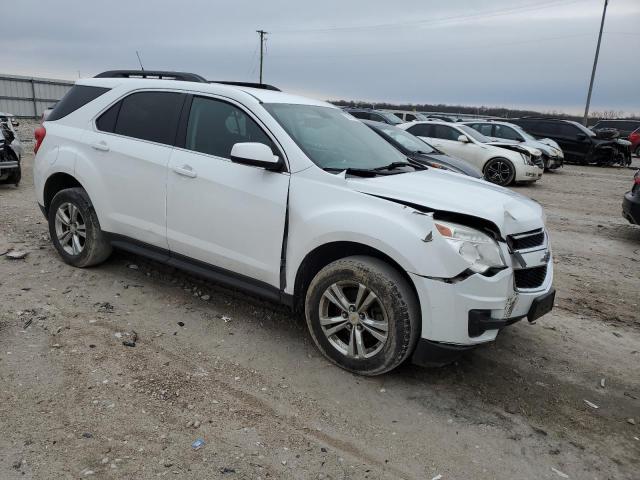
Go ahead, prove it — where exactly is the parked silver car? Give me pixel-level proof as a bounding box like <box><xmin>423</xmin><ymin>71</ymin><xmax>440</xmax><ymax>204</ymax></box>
<box><xmin>464</xmin><ymin>120</ymin><xmax>564</xmax><ymax>170</ymax></box>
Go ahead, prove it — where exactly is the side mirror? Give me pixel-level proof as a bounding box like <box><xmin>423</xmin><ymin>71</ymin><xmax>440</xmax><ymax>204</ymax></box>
<box><xmin>11</xmin><ymin>119</ymin><xmax>19</xmax><ymax>127</ymax></box>
<box><xmin>457</xmin><ymin>134</ymin><xmax>470</xmax><ymax>143</ymax></box>
<box><xmin>576</xmin><ymin>133</ymin><xmax>587</xmax><ymax>141</ymax></box>
<box><xmin>230</xmin><ymin>142</ymin><xmax>282</xmax><ymax>171</ymax></box>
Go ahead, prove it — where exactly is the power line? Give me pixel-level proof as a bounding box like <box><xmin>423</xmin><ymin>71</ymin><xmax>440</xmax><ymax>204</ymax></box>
<box><xmin>271</xmin><ymin>0</ymin><xmax>581</xmax><ymax>34</ymax></box>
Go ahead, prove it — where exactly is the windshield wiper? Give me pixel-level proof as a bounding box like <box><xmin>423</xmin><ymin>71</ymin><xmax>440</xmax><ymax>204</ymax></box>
<box><xmin>323</xmin><ymin>167</ymin><xmax>380</xmax><ymax>177</ymax></box>
<box><xmin>373</xmin><ymin>161</ymin><xmax>413</xmax><ymax>171</ymax></box>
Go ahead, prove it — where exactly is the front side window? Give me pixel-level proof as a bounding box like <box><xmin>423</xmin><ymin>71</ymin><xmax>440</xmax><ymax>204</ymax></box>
<box><xmin>185</xmin><ymin>96</ymin><xmax>274</xmax><ymax>158</ymax></box>
<box><xmin>407</xmin><ymin>123</ymin><xmax>432</xmax><ymax>137</ymax></box>
<box><xmin>432</xmin><ymin>125</ymin><xmax>460</xmax><ymax>141</ymax></box>
<box><xmin>113</xmin><ymin>91</ymin><xmax>185</xmax><ymax>145</ymax></box>
<box><xmin>348</xmin><ymin>111</ymin><xmax>370</xmax><ymax>120</ymax></box>
<box><xmin>264</xmin><ymin>104</ymin><xmax>407</xmax><ymax>170</ymax></box>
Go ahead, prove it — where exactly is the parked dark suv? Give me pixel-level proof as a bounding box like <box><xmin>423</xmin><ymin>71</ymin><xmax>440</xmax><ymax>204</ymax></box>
<box><xmin>342</xmin><ymin>108</ymin><xmax>403</xmax><ymax>125</ymax></box>
<box><xmin>592</xmin><ymin>119</ymin><xmax>640</xmax><ymax>138</ymax></box>
<box><xmin>511</xmin><ymin>117</ymin><xmax>631</xmax><ymax>166</ymax></box>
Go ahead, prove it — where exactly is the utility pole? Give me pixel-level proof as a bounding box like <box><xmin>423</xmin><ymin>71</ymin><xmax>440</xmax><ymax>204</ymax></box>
<box><xmin>256</xmin><ymin>30</ymin><xmax>268</xmax><ymax>84</ymax></box>
<box><xmin>136</xmin><ymin>51</ymin><xmax>145</xmax><ymax>71</ymax></box>
<box><xmin>583</xmin><ymin>0</ymin><xmax>609</xmax><ymax>126</ymax></box>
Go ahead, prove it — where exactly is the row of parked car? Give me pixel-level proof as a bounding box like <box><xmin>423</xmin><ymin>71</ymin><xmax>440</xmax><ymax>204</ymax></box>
<box><xmin>344</xmin><ymin>107</ymin><xmax>636</xmax><ymax>169</ymax></box>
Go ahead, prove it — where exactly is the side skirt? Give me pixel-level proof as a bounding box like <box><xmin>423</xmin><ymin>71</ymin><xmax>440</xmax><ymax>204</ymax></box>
<box><xmin>104</xmin><ymin>233</ymin><xmax>290</xmax><ymax>306</ymax></box>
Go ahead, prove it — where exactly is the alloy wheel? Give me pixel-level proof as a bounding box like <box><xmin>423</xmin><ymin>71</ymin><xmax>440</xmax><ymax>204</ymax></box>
<box><xmin>54</xmin><ymin>202</ymin><xmax>86</xmax><ymax>255</ymax></box>
<box><xmin>318</xmin><ymin>281</ymin><xmax>389</xmax><ymax>359</ymax></box>
<box><xmin>485</xmin><ymin>160</ymin><xmax>513</xmax><ymax>185</ymax></box>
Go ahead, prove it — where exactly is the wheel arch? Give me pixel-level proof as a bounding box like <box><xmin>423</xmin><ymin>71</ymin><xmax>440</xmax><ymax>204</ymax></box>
<box><xmin>43</xmin><ymin>172</ymin><xmax>85</xmax><ymax>214</ymax></box>
<box><xmin>291</xmin><ymin>241</ymin><xmax>421</xmax><ymax>321</ymax></box>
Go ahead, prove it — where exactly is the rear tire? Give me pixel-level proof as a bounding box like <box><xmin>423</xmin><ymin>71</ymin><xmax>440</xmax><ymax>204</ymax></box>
<box><xmin>304</xmin><ymin>256</ymin><xmax>420</xmax><ymax>376</ymax></box>
<box><xmin>483</xmin><ymin>157</ymin><xmax>516</xmax><ymax>186</ymax></box>
<box><xmin>48</xmin><ymin>187</ymin><xmax>112</xmax><ymax>267</ymax></box>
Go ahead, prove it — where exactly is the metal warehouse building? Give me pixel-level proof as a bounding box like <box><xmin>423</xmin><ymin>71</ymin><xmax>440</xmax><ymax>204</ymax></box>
<box><xmin>0</xmin><ymin>73</ymin><xmax>73</xmax><ymax>118</ymax></box>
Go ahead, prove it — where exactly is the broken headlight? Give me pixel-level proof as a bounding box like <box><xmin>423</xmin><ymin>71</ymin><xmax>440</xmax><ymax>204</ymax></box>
<box><xmin>434</xmin><ymin>221</ymin><xmax>505</xmax><ymax>273</ymax></box>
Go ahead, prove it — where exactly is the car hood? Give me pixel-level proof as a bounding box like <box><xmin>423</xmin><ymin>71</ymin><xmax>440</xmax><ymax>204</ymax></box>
<box><xmin>348</xmin><ymin>169</ymin><xmax>544</xmax><ymax>236</ymax></box>
<box><xmin>413</xmin><ymin>152</ymin><xmax>483</xmax><ymax>178</ymax></box>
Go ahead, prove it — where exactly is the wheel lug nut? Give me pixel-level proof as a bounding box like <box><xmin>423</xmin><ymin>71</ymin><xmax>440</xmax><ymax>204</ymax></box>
<box><xmin>356</xmin><ymin>325</ymin><xmax>363</xmax><ymax>331</ymax></box>
<box><xmin>359</xmin><ymin>313</ymin><xmax>365</xmax><ymax>320</ymax></box>
<box><xmin>341</xmin><ymin>312</ymin><xmax>348</xmax><ymax>319</ymax></box>
<box><xmin>349</xmin><ymin>306</ymin><xmax>356</xmax><ymax>312</ymax></box>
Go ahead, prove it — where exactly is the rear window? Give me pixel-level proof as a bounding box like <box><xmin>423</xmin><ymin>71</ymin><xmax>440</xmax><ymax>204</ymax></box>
<box><xmin>48</xmin><ymin>85</ymin><xmax>110</xmax><ymax>121</ymax></box>
<box><xmin>112</xmin><ymin>91</ymin><xmax>185</xmax><ymax>145</ymax></box>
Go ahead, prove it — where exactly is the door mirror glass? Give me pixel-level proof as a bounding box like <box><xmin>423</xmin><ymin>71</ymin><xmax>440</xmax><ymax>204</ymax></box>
<box><xmin>11</xmin><ymin>119</ymin><xmax>19</xmax><ymax>127</ymax></box>
<box><xmin>230</xmin><ymin>142</ymin><xmax>281</xmax><ymax>170</ymax></box>
<box><xmin>457</xmin><ymin>134</ymin><xmax>470</xmax><ymax>143</ymax></box>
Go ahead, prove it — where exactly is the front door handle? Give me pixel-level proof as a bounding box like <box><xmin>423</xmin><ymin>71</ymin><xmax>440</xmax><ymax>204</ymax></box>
<box><xmin>91</xmin><ymin>141</ymin><xmax>109</xmax><ymax>152</ymax></box>
<box><xmin>172</xmin><ymin>164</ymin><xmax>197</xmax><ymax>178</ymax></box>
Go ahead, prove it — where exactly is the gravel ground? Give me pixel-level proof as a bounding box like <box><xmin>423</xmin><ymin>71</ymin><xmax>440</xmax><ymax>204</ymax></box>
<box><xmin>1</xmin><ymin>126</ymin><xmax>639</xmax><ymax>479</ymax></box>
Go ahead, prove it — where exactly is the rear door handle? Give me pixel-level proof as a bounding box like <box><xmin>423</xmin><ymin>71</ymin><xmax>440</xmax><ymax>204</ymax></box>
<box><xmin>91</xmin><ymin>141</ymin><xmax>109</xmax><ymax>152</ymax></box>
<box><xmin>172</xmin><ymin>164</ymin><xmax>197</xmax><ymax>178</ymax></box>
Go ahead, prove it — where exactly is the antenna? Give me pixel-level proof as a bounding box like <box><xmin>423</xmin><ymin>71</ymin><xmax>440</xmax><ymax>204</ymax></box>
<box><xmin>136</xmin><ymin>51</ymin><xmax>145</xmax><ymax>71</ymax></box>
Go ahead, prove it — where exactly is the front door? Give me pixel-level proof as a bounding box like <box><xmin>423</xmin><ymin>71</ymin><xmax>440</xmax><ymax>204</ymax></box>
<box><xmin>166</xmin><ymin>95</ymin><xmax>289</xmax><ymax>287</ymax></box>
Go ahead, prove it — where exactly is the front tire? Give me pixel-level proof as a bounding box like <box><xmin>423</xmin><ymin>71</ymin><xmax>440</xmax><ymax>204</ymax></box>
<box><xmin>483</xmin><ymin>157</ymin><xmax>516</xmax><ymax>186</ymax></box>
<box><xmin>304</xmin><ymin>256</ymin><xmax>420</xmax><ymax>376</ymax></box>
<box><xmin>48</xmin><ymin>187</ymin><xmax>112</xmax><ymax>267</ymax></box>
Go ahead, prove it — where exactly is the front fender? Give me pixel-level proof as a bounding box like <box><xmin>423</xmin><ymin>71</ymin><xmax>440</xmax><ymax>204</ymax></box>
<box><xmin>284</xmin><ymin>172</ymin><xmax>470</xmax><ymax>293</ymax></box>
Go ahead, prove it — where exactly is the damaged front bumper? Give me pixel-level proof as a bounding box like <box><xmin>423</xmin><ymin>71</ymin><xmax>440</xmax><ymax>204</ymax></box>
<box><xmin>515</xmin><ymin>163</ymin><xmax>543</xmax><ymax>182</ymax></box>
<box><xmin>409</xmin><ymin>237</ymin><xmax>554</xmax><ymax>366</ymax></box>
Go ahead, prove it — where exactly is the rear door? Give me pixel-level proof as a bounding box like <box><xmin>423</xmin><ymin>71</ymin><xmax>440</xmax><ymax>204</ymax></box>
<box><xmin>166</xmin><ymin>95</ymin><xmax>289</xmax><ymax>287</ymax></box>
<box><xmin>82</xmin><ymin>90</ymin><xmax>185</xmax><ymax>248</ymax></box>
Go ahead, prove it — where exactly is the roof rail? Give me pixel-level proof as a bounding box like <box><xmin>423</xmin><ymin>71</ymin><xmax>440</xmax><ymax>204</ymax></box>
<box><xmin>210</xmin><ymin>81</ymin><xmax>281</xmax><ymax>91</ymax></box>
<box><xmin>94</xmin><ymin>70</ymin><xmax>208</xmax><ymax>83</ymax></box>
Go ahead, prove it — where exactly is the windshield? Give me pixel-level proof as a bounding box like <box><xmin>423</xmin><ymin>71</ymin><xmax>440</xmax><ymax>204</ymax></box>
<box><xmin>378</xmin><ymin>111</ymin><xmax>403</xmax><ymax>125</ymax></box>
<box><xmin>457</xmin><ymin>124</ymin><xmax>492</xmax><ymax>143</ymax></box>
<box><xmin>511</xmin><ymin>125</ymin><xmax>537</xmax><ymax>141</ymax></box>
<box><xmin>374</xmin><ymin>123</ymin><xmax>436</xmax><ymax>154</ymax></box>
<box><xmin>566</xmin><ymin>120</ymin><xmax>596</xmax><ymax>137</ymax></box>
<box><xmin>264</xmin><ymin>104</ymin><xmax>409</xmax><ymax>170</ymax></box>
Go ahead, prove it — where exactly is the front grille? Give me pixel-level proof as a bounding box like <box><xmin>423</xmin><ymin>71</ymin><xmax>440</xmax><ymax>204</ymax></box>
<box><xmin>508</xmin><ymin>229</ymin><xmax>545</xmax><ymax>250</ymax></box>
<box><xmin>514</xmin><ymin>265</ymin><xmax>547</xmax><ymax>289</ymax></box>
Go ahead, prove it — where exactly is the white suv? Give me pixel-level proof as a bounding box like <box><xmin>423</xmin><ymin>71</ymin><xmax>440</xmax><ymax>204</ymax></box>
<box><xmin>33</xmin><ymin>70</ymin><xmax>555</xmax><ymax>375</ymax></box>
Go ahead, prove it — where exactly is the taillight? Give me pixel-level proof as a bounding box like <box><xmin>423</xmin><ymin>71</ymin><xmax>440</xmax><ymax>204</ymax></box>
<box><xmin>630</xmin><ymin>132</ymin><xmax>640</xmax><ymax>141</ymax></box>
<box><xmin>34</xmin><ymin>126</ymin><xmax>46</xmax><ymax>154</ymax></box>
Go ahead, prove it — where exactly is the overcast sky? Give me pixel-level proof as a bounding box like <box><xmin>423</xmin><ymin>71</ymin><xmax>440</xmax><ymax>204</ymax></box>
<box><xmin>6</xmin><ymin>0</ymin><xmax>640</xmax><ymax>115</ymax></box>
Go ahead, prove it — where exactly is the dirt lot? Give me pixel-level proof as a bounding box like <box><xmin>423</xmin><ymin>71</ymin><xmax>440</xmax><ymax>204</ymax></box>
<box><xmin>1</xmin><ymin>128</ymin><xmax>639</xmax><ymax>479</ymax></box>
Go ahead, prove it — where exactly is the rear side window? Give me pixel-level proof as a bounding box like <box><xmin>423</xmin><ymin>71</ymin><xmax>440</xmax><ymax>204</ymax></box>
<box><xmin>185</xmin><ymin>96</ymin><xmax>274</xmax><ymax>159</ymax></box>
<box><xmin>48</xmin><ymin>85</ymin><xmax>110</xmax><ymax>121</ymax></box>
<box><xmin>113</xmin><ymin>91</ymin><xmax>185</xmax><ymax>145</ymax></box>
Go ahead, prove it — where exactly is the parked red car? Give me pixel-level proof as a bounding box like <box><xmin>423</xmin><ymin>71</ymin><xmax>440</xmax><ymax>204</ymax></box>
<box><xmin>630</xmin><ymin>128</ymin><xmax>640</xmax><ymax>157</ymax></box>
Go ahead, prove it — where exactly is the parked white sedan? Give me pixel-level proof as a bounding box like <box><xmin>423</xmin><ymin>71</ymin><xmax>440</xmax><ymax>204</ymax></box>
<box><xmin>398</xmin><ymin>120</ymin><xmax>543</xmax><ymax>186</ymax></box>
